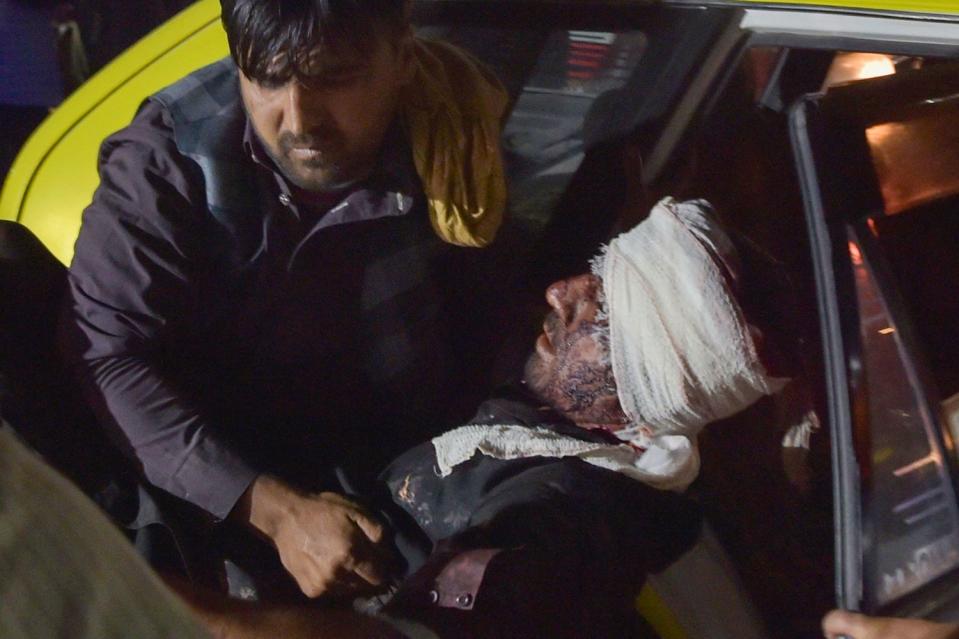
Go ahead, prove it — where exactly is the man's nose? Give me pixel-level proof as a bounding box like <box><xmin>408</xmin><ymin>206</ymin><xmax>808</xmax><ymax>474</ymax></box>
<box><xmin>546</xmin><ymin>274</ymin><xmax>596</xmax><ymax>322</ymax></box>
<box><xmin>545</xmin><ymin>279</ymin><xmax>572</xmax><ymax>322</ymax></box>
<box><xmin>283</xmin><ymin>81</ymin><xmax>323</xmax><ymax>136</ymax></box>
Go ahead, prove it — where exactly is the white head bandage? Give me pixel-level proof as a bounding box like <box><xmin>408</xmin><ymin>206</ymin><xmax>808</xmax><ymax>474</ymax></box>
<box><xmin>591</xmin><ymin>198</ymin><xmax>788</xmax><ymax>488</ymax></box>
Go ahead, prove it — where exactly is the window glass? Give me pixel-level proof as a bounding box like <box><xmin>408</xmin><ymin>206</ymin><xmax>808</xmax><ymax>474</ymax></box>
<box><xmin>872</xmin><ymin>199</ymin><xmax>959</xmax><ymax>398</ymax></box>
<box><xmin>850</xmin><ymin>230</ymin><xmax>959</xmax><ymax>609</ymax></box>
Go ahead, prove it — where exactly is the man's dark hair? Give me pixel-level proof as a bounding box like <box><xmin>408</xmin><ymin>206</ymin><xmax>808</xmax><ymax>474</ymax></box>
<box><xmin>221</xmin><ymin>0</ymin><xmax>409</xmax><ymax>83</ymax></box>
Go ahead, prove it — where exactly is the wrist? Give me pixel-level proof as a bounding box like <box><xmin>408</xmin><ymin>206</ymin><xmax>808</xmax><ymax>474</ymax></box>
<box><xmin>243</xmin><ymin>474</ymin><xmax>299</xmax><ymax>540</ymax></box>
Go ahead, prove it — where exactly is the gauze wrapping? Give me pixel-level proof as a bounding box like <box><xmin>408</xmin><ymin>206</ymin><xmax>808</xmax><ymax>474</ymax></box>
<box><xmin>432</xmin><ymin>424</ymin><xmax>699</xmax><ymax>491</ymax></box>
<box><xmin>593</xmin><ymin>198</ymin><xmax>788</xmax><ymax>486</ymax></box>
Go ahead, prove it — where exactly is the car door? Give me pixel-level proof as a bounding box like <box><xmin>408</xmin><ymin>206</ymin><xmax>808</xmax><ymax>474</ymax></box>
<box><xmin>792</xmin><ymin>55</ymin><xmax>959</xmax><ymax>620</ymax></box>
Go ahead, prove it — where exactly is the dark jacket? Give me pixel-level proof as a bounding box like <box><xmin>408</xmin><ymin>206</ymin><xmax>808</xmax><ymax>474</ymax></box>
<box><xmin>379</xmin><ymin>390</ymin><xmax>703</xmax><ymax>638</ymax></box>
<box><xmin>62</xmin><ymin>58</ymin><xmax>490</xmax><ymax>519</ymax></box>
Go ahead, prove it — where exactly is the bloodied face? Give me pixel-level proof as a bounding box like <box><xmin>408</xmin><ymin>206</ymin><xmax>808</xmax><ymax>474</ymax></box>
<box><xmin>523</xmin><ymin>274</ymin><xmax>627</xmax><ymax>429</ymax></box>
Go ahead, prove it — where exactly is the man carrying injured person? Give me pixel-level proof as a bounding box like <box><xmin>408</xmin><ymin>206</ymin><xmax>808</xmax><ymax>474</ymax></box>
<box><xmin>39</xmin><ymin>197</ymin><xmax>805</xmax><ymax>639</ymax></box>
<box><xmin>355</xmin><ymin>197</ymin><xmax>817</xmax><ymax>638</ymax></box>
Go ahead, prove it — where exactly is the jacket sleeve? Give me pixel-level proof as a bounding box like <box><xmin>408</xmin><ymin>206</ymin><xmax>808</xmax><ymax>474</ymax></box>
<box><xmin>61</xmin><ymin>101</ymin><xmax>257</xmax><ymax>520</ymax></box>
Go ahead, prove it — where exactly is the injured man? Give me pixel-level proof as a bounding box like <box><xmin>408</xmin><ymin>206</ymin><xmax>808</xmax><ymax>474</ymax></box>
<box><xmin>355</xmin><ymin>197</ymin><xmax>815</xmax><ymax>638</ymax></box>
<box><xmin>432</xmin><ymin>195</ymin><xmax>790</xmax><ymax>491</ymax></box>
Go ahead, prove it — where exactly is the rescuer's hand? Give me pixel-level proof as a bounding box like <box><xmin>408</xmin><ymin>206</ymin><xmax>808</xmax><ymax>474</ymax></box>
<box><xmin>241</xmin><ymin>475</ymin><xmax>394</xmax><ymax>598</ymax></box>
<box><xmin>822</xmin><ymin>609</ymin><xmax>959</xmax><ymax>639</ymax></box>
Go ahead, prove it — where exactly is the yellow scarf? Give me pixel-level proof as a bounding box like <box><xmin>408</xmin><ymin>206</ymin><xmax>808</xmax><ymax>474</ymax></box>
<box><xmin>401</xmin><ymin>38</ymin><xmax>508</xmax><ymax>248</ymax></box>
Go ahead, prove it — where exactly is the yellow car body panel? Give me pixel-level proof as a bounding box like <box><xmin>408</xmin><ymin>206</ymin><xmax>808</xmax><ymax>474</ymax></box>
<box><xmin>738</xmin><ymin>0</ymin><xmax>959</xmax><ymax>13</ymax></box>
<box><xmin>0</xmin><ymin>0</ymin><xmax>225</xmax><ymax>264</ymax></box>
<box><xmin>637</xmin><ymin>585</ymin><xmax>688</xmax><ymax>639</ymax></box>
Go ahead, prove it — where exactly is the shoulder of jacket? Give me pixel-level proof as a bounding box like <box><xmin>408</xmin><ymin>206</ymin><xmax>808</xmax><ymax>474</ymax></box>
<box><xmin>150</xmin><ymin>57</ymin><xmax>239</xmax><ymax>119</ymax></box>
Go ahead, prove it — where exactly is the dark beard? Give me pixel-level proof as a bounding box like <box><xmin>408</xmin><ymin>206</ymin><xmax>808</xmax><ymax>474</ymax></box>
<box><xmin>554</xmin><ymin>360</ymin><xmax>616</xmax><ymax>413</ymax></box>
<box><xmin>522</xmin><ymin>331</ymin><xmax>617</xmax><ymax>416</ymax></box>
<box><xmin>255</xmin><ymin>127</ymin><xmax>361</xmax><ymax>192</ymax></box>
